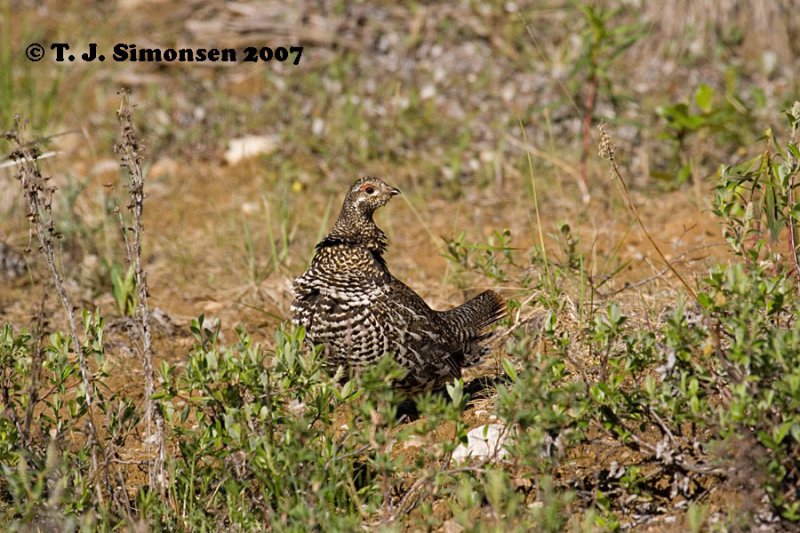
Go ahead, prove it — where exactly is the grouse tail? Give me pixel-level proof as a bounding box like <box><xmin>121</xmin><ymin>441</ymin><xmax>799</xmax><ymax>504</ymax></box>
<box><xmin>442</xmin><ymin>290</ymin><xmax>506</xmax><ymax>340</ymax></box>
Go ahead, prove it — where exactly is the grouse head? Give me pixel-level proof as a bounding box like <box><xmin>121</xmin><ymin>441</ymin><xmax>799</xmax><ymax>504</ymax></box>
<box><xmin>324</xmin><ymin>176</ymin><xmax>401</xmax><ymax>252</ymax></box>
<box><xmin>344</xmin><ymin>176</ymin><xmax>401</xmax><ymax>214</ymax></box>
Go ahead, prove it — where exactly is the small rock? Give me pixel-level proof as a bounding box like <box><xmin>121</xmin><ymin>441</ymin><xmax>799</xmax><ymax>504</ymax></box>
<box><xmin>403</xmin><ymin>435</ymin><xmax>425</xmax><ymax>449</ymax></box>
<box><xmin>202</xmin><ymin>301</ymin><xmax>224</xmax><ymax>312</ymax></box>
<box><xmin>442</xmin><ymin>519</ymin><xmax>464</xmax><ymax>533</ymax></box>
<box><xmin>288</xmin><ymin>399</ymin><xmax>306</xmax><ymax>415</ymax></box>
<box><xmin>420</xmin><ymin>85</ymin><xmax>436</xmax><ymax>99</ymax></box>
<box><xmin>150</xmin><ymin>157</ymin><xmax>179</xmax><ymax>178</ymax></box>
<box><xmin>501</xmin><ymin>83</ymin><xmax>516</xmax><ymax>102</ymax></box>
<box><xmin>92</xmin><ymin>159</ymin><xmax>120</xmax><ymax>176</ymax></box>
<box><xmin>224</xmin><ymin>135</ymin><xmax>278</xmax><ymax>165</ymax></box>
<box><xmin>118</xmin><ymin>0</ymin><xmax>168</xmax><ymax>9</ymax></box>
<box><xmin>241</xmin><ymin>201</ymin><xmax>259</xmax><ymax>215</ymax></box>
<box><xmin>452</xmin><ymin>423</ymin><xmax>509</xmax><ymax>462</ymax></box>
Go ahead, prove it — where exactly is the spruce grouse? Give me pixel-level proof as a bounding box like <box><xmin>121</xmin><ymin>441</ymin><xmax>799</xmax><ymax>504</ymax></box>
<box><xmin>291</xmin><ymin>177</ymin><xmax>505</xmax><ymax>394</ymax></box>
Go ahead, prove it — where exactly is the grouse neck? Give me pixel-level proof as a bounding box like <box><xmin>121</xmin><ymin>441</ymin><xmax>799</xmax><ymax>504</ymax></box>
<box><xmin>325</xmin><ymin>209</ymin><xmax>389</xmax><ymax>253</ymax></box>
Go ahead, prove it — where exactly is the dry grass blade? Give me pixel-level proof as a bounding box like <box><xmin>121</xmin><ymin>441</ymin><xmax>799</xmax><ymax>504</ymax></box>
<box><xmin>0</xmin><ymin>150</ymin><xmax>60</xmax><ymax>169</ymax></box>
<box><xmin>504</xmin><ymin>133</ymin><xmax>582</xmax><ymax>188</ymax></box>
<box><xmin>598</xmin><ymin>122</ymin><xmax>699</xmax><ymax>302</ymax></box>
<box><xmin>786</xmin><ymin>102</ymin><xmax>800</xmax><ymax>289</ymax></box>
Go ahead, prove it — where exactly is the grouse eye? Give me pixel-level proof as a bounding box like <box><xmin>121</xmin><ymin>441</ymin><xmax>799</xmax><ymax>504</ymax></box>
<box><xmin>364</xmin><ymin>186</ymin><xmax>375</xmax><ymax>194</ymax></box>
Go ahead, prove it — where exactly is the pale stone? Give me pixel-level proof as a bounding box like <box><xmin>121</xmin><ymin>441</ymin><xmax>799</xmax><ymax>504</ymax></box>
<box><xmin>452</xmin><ymin>423</ymin><xmax>509</xmax><ymax>462</ymax></box>
<box><xmin>224</xmin><ymin>135</ymin><xmax>278</xmax><ymax>165</ymax></box>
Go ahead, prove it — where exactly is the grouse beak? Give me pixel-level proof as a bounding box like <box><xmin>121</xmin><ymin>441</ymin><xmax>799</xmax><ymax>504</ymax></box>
<box><xmin>387</xmin><ymin>186</ymin><xmax>401</xmax><ymax>196</ymax></box>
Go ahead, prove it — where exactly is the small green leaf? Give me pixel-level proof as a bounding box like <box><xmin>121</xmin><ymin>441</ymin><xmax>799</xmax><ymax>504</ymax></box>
<box><xmin>695</xmin><ymin>83</ymin><xmax>715</xmax><ymax>114</ymax></box>
<box><xmin>502</xmin><ymin>358</ymin><xmax>518</xmax><ymax>383</ymax></box>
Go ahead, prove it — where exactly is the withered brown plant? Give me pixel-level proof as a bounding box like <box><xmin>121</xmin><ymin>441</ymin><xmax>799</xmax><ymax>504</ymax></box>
<box><xmin>114</xmin><ymin>92</ymin><xmax>166</xmax><ymax>494</ymax></box>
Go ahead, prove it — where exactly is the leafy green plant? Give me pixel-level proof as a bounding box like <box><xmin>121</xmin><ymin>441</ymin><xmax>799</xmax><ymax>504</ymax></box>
<box><xmin>0</xmin><ymin>311</ymin><xmax>141</xmax><ymax>528</ymax></box>
<box><xmin>713</xmin><ymin>102</ymin><xmax>800</xmax><ymax>267</ymax></box>
<box><xmin>154</xmin><ymin>319</ymin><xmax>405</xmax><ymax>529</ymax></box>
<box><xmin>700</xmin><ymin>263</ymin><xmax>800</xmax><ymax>520</ymax></box>
<box><xmin>443</xmin><ymin>228</ymin><xmax>515</xmax><ymax>285</ymax></box>
<box><xmin>569</xmin><ymin>2</ymin><xmax>644</xmax><ymax>191</ymax></box>
<box><xmin>110</xmin><ymin>263</ymin><xmax>137</xmax><ymax>317</ymax></box>
<box><xmin>656</xmin><ymin>79</ymin><xmax>765</xmax><ymax>184</ymax></box>
<box><xmin>538</xmin><ymin>102</ymin><xmax>800</xmax><ymax>527</ymax></box>
<box><xmin>569</xmin><ymin>253</ymin><xmax>800</xmax><ymax>525</ymax></box>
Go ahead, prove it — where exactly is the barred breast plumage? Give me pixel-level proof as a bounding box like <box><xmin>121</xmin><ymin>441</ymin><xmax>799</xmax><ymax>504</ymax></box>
<box><xmin>291</xmin><ymin>176</ymin><xmax>505</xmax><ymax>394</ymax></box>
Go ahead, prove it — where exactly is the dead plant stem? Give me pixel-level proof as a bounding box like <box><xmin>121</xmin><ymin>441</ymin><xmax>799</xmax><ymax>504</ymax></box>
<box><xmin>597</xmin><ymin>123</ymin><xmax>699</xmax><ymax>302</ymax></box>
<box><xmin>115</xmin><ymin>92</ymin><xmax>166</xmax><ymax>494</ymax></box>
<box><xmin>7</xmin><ymin>118</ymin><xmax>102</xmax><ymax>499</ymax></box>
